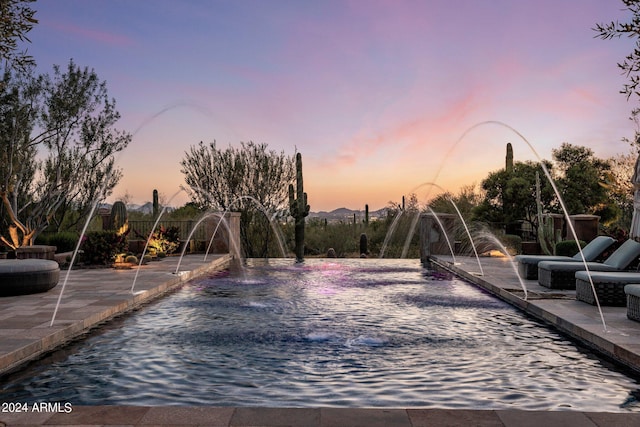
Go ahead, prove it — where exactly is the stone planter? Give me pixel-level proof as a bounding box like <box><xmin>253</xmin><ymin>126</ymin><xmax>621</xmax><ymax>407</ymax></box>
<box><xmin>15</xmin><ymin>245</ymin><xmax>57</xmax><ymax>260</ymax></box>
<box><xmin>521</xmin><ymin>242</ymin><xmax>542</xmax><ymax>255</ymax></box>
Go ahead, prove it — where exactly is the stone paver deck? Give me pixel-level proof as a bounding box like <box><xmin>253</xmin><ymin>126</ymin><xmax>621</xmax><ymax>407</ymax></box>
<box><xmin>0</xmin><ymin>254</ymin><xmax>231</xmax><ymax>375</ymax></box>
<box><xmin>2</xmin><ymin>406</ymin><xmax>639</xmax><ymax>426</ymax></box>
<box><xmin>2</xmin><ymin>254</ymin><xmax>640</xmax><ymax>426</ymax></box>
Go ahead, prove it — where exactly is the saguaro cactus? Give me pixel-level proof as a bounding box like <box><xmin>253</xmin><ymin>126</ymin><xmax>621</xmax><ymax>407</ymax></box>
<box><xmin>506</xmin><ymin>143</ymin><xmax>514</xmax><ymax>173</ymax></box>
<box><xmin>153</xmin><ymin>189</ymin><xmax>159</xmax><ymax>219</ymax></box>
<box><xmin>365</xmin><ymin>204</ymin><xmax>369</xmax><ymax>227</ymax></box>
<box><xmin>110</xmin><ymin>201</ymin><xmax>128</xmax><ymax>234</ymax></box>
<box><xmin>535</xmin><ymin>171</ymin><xmax>560</xmax><ymax>255</ymax></box>
<box><xmin>360</xmin><ymin>233</ymin><xmax>368</xmax><ymax>257</ymax></box>
<box><xmin>289</xmin><ymin>153</ymin><xmax>310</xmax><ymax>262</ymax></box>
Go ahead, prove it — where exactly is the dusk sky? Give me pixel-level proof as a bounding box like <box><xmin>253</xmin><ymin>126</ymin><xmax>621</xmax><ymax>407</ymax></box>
<box><xmin>24</xmin><ymin>1</ymin><xmax>638</xmax><ymax>211</ymax></box>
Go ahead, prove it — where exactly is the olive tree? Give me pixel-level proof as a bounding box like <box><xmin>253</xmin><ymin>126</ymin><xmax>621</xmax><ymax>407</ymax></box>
<box><xmin>180</xmin><ymin>141</ymin><xmax>296</xmax><ymax>257</ymax></box>
<box><xmin>0</xmin><ymin>0</ymin><xmax>37</xmax><ymax>74</ymax></box>
<box><xmin>604</xmin><ymin>150</ymin><xmax>636</xmax><ymax>228</ymax></box>
<box><xmin>0</xmin><ymin>60</ymin><xmax>131</xmax><ymax>248</ymax></box>
<box><xmin>595</xmin><ymin>0</ymin><xmax>640</xmax><ymax>148</ymax></box>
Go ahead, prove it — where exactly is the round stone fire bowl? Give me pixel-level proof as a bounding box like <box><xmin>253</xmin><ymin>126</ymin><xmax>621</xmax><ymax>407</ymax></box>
<box><xmin>0</xmin><ymin>259</ymin><xmax>60</xmax><ymax>297</ymax></box>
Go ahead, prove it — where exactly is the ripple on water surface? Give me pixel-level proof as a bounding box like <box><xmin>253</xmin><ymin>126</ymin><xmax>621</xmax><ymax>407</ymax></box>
<box><xmin>1</xmin><ymin>259</ymin><xmax>640</xmax><ymax>410</ymax></box>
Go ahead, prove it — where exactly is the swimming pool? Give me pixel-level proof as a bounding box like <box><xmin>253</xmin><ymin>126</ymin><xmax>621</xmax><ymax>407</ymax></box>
<box><xmin>1</xmin><ymin>259</ymin><xmax>639</xmax><ymax>410</ymax></box>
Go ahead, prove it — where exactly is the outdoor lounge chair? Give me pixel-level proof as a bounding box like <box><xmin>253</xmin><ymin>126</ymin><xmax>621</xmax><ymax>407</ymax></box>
<box><xmin>537</xmin><ymin>239</ymin><xmax>640</xmax><ymax>290</ymax></box>
<box><xmin>574</xmin><ymin>271</ymin><xmax>640</xmax><ymax>306</ymax></box>
<box><xmin>625</xmin><ymin>285</ymin><xmax>640</xmax><ymax>321</ymax></box>
<box><xmin>514</xmin><ymin>236</ymin><xmax>615</xmax><ymax>280</ymax></box>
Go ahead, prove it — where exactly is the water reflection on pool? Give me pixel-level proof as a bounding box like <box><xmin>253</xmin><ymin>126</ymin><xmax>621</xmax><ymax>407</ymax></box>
<box><xmin>2</xmin><ymin>259</ymin><xmax>640</xmax><ymax>411</ymax></box>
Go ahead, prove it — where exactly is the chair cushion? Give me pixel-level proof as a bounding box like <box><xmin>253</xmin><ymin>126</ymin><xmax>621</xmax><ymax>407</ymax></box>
<box><xmin>578</xmin><ymin>235</ymin><xmax>616</xmax><ymax>260</ymax></box>
<box><xmin>602</xmin><ymin>239</ymin><xmax>640</xmax><ymax>270</ymax></box>
<box><xmin>514</xmin><ymin>236</ymin><xmax>615</xmax><ymax>280</ymax></box>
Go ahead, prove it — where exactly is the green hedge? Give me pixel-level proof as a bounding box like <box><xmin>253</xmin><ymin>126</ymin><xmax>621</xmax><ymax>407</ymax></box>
<box><xmin>555</xmin><ymin>239</ymin><xmax>586</xmax><ymax>257</ymax></box>
<box><xmin>35</xmin><ymin>231</ymin><xmax>79</xmax><ymax>253</ymax></box>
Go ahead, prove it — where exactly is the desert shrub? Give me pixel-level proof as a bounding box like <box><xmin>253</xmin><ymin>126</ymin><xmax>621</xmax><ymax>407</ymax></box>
<box><xmin>148</xmin><ymin>225</ymin><xmax>181</xmax><ymax>255</ymax></box>
<box><xmin>125</xmin><ymin>255</ymin><xmax>138</xmax><ymax>264</ymax></box>
<box><xmin>81</xmin><ymin>230</ymin><xmax>128</xmax><ymax>265</ymax></box>
<box><xmin>304</xmin><ymin>221</ymin><xmax>358</xmax><ymax>257</ymax></box>
<box><xmin>364</xmin><ymin>213</ymin><xmax>420</xmax><ymax>258</ymax></box>
<box><xmin>243</xmin><ymin>214</ymin><xmax>288</xmax><ymax>258</ymax></box>
<box><xmin>299</xmin><ymin>214</ymin><xmax>420</xmax><ymax>258</ymax></box>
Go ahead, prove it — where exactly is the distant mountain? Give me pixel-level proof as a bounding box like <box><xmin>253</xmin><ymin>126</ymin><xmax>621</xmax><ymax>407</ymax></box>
<box><xmin>318</xmin><ymin>207</ymin><xmax>353</xmax><ymax>216</ymax></box>
<box><xmin>309</xmin><ymin>207</ymin><xmax>387</xmax><ymax>222</ymax></box>
<box><xmin>136</xmin><ymin>202</ymin><xmax>154</xmax><ymax>215</ymax></box>
<box><xmin>100</xmin><ymin>203</ymin><xmax>378</xmax><ymax>219</ymax></box>
<box><xmin>100</xmin><ymin>203</ymin><xmax>174</xmax><ymax>214</ymax></box>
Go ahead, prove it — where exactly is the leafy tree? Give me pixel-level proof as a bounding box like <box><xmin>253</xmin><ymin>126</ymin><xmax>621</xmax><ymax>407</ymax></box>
<box><xmin>474</xmin><ymin>160</ymin><xmax>556</xmax><ymax>235</ymax></box>
<box><xmin>604</xmin><ymin>150</ymin><xmax>636</xmax><ymax>227</ymax></box>
<box><xmin>474</xmin><ymin>143</ymin><xmax>621</xmax><ymax>239</ymax></box>
<box><xmin>552</xmin><ymin>143</ymin><xmax>613</xmax><ymax>220</ymax></box>
<box><xmin>0</xmin><ymin>0</ymin><xmax>37</xmax><ymax>75</ymax></box>
<box><xmin>428</xmin><ymin>184</ymin><xmax>482</xmax><ymax>218</ymax></box>
<box><xmin>180</xmin><ymin>141</ymin><xmax>295</xmax><ymax>257</ymax></box>
<box><xmin>0</xmin><ymin>60</ymin><xmax>131</xmax><ymax>249</ymax></box>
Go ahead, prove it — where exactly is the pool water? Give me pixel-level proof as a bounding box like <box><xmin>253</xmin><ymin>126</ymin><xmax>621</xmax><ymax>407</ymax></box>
<box><xmin>2</xmin><ymin>259</ymin><xmax>640</xmax><ymax>410</ymax></box>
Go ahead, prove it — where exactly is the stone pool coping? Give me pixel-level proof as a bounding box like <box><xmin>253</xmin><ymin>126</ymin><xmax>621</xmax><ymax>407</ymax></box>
<box><xmin>3</xmin><ymin>255</ymin><xmax>640</xmax><ymax>425</ymax></box>
<box><xmin>0</xmin><ymin>253</ymin><xmax>232</xmax><ymax>376</ymax></box>
<box><xmin>2</xmin><ymin>405</ymin><xmax>639</xmax><ymax>426</ymax></box>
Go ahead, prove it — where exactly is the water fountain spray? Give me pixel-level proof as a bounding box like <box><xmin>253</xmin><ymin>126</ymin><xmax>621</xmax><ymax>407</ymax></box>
<box><xmin>423</xmin><ymin>183</ymin><xmax>482</xmax><ymax>275</ymax></box>
<box><xmin>451</xmin><ymin>121</ymin><xmax>606</xmax><ymax>330</ymax></box>
<box><xmin>51</xmin><ymin>103</ymin><xmax>220</xmax><ymax>326</ymax></box>
<box><xmin>202</xmin><ymin>194</ymin><xmax>288</xmax><ymax>262</ymax></box>
<box><xmin>172</xmin><ymin>210</ymin><xmax>242</xmax><ymax>276</ymax></box>
<box><xmin>130</xmin><ymin>187</ymin><xmax>188</xmax><ymax>294</ymax></box>
<box><xmin>425</xmin><ymin>205</ymin><xmax>457</xmax><ymax>264</ymax></box>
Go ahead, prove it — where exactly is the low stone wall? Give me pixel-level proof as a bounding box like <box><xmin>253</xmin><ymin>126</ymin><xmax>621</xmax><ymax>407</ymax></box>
<box><xmin>419</xmin><ymin>213</ymin><xmax>456</xmax><ymax>263</ymax></box>
<box><xmin>15</xmin><ymin>245</ymin><xmax>57</xmax><ymax>260</ymax></box>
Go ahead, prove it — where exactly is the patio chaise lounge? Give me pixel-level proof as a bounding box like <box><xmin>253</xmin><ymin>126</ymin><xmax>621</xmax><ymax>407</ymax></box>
<box><xmin>574</xmin><ymin>270</ymin><xmax>640</xmax><ymax>306</ymax></box>
<box><xmin>537</xmin><ymin>239</ymin><xmax>640</xmax><ymax>290</ymax></box>
<box><xmin>514</xmin><ymin>235</ymin><xmax>615</xmax><ymax>280</ymax></box>
<box><xmin>625</xmin><ymin>285</ymin><xmax>640</xmax><ymax>321</ymax></box>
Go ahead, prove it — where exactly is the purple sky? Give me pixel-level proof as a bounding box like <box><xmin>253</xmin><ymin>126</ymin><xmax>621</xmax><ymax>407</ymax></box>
<box><xmin>25</xmin><ymin>0</ymin><xmax>637</xmax><ymax>211</ymax></box>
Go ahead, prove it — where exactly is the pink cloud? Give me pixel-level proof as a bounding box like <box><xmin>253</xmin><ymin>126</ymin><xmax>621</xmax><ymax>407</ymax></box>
<box><xmin>312</xmin><ymin>85</ymin><xmax>484</xmax><ymax>173</ymax></box>
<box><xmin>47</xmin><ymin>21</ymin><xmax>135</xmax><ymax>47</ymax></box>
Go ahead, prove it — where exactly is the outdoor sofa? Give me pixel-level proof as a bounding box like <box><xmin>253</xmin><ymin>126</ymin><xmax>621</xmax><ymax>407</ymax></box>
<box><xmin>514</xmin><ymin>235</ymin><xmax>615</xmax><ymax>280</ymax></box>
<box><xmin>537</xmin><ymin>239</ymin><xmax>640</xmax><ymax>290</ymax></box>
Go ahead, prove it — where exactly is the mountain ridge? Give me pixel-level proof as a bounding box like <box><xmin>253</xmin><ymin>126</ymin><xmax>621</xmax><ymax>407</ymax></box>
<box><xmin>103</xmin><ymin>203</ymin><xmax>388</xmax><ymax>219</ymax></box>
